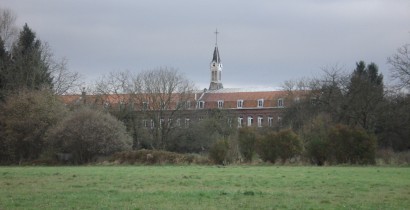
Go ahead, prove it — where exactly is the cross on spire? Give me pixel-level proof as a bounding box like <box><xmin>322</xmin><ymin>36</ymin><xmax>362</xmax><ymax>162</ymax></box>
<box><xmin>214</xmin><ymin>29</ymin><xmax>219</xmax><ymax>45</ymax></box>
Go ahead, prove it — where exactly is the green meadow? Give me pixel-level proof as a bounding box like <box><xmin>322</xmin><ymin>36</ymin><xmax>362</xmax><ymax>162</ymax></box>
<box><xmin>0</xmin><ymin>166</ymin><xmax>409</xmax><ymax>209</ymax></box>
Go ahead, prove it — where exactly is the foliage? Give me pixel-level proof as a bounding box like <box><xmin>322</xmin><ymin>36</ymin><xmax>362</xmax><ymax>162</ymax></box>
<box><xmin>111</xmin><ymin>149</ymin><xmax>208</xmax><ymax>165</ymax></box>
<box><xmin>327</xmin><ymin>124</ymin><xmax>376</xmax><ymax>164</ymax></box>
<box><xmin>168</xmin><ymin>109</ymin><xmax>236</xmax><ymax>153</ymax></box>
<box><xmin>238</xmin><ymin>127</ymin><xmax>257</xmax><ymax>162</ymax></box>
<box><xmin>257</xmin><ymin>129</ymin><xmax>302</xmax><ymax>163</ymax></box>
<box><xmin>208</xmin><ymin>138</ymin><xmax>229</xmax><ymax>165</ymax></box>
<box><xmin>46</xmin><ymin>107</ymin><xmax>132</xmax><ymax>164</ymax></box>
<box><xmin>0</xmin><ymin>90</ymin><xmax>67</xmax><ymax>163</ymax></box>
<box><xmin>7</xmin><ymin>24</ymin><xmax>53</xmax><ymax>91</ymax></box>
<box><xmin>376</xmin><ymin>94</ymin><xmax>410</xmax><ymax>151</ymax></box>
<box><xmin>303</xmin><ymin>114</ymin><xmax>332</xmax><ymax>165</ymax></box>
<box><xmin>342</xmin><ymin>61</ymin><xmax>384</xmax><ymax>131</ymax></box>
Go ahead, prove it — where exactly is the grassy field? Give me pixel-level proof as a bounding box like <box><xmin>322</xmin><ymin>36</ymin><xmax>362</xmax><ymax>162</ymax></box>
<box><xmin>0</xmin><ymin>166</ymin><xmax>409</xmax><ymax>209</ymax></box>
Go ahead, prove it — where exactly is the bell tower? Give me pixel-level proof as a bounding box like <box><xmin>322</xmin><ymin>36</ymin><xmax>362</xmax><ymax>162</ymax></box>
<box><xmin>209</xmin><ymin>29</ymin><xmax>223</xmax><ymax>90</ymax></box>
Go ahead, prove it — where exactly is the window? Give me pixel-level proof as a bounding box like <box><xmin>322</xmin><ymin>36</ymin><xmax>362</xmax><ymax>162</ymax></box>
<box><xmin>294</xmin><ymin>97</ymin><xmax>300</xmax><ymax>103</ymax></box>
<box><xmin>238</xmin><ymin>117</ymin><xmax>243</xmax><ymax>128</ymax></box>
<box><xmin>237</xmin><ymin>100</ymin><xmax>244</xmax><ymax>108</ymax></box>
<box><xmin>185</xmin><ymin>118</ymin><xmax>190</xmax><ymax>128</ymax></box>
<box><xmin>227</xmin><ymin>118</ymin><xmax>232</xmax><ymax>128</ymax></box>
<box><xmin>103</xmin><ymin>101</ymin><xmax>110</xmax><ymax>109</ymax></box>
<box><xmin>143</xmin><ymin>102</ymin><xmax>149</xmax><ymax>110</ymax></box>
<box><xmin>257</xmin><ymin>116</ymin><xmax>263</xmax><ymax>127</ymax></box>
<box><xmin>277</xmin><ymin>98</ymin><xmax>284</xmax><ymax>107</ymax></box>
<box><xmin>268</xmin><ymin>117</ymin><xmax>273</xmax><ymax>127</ymax></box>
<box><xmin>143</xmin><ymin>120</ymin><xmax>148</xmax><ymax>128</ymax></box>
<box><xmin>247</xmin><ymin>116</ymin><xmax>253</xmax><ymax>127</ymax></box>
<box><xmin>277</xmin><ymin>116</ymin><xmax>282</xmax><ymax>126</ymax></box>
<box><xmin>257</xmin><ymin>99</ymin><xmax>264</xmax><ymax>108</ymax></box>
<box><xmin>311</xmin><ymin>97</ymin><xmax>318</xmax><ymax>105</ymax></box>
<box><xmin>150</xmin><ymin>119</ymin><xmax>155</xmax><ymax>128</ymax></box>
<box><xmin>160</xmin><ymin>118</ymin><xmax>165</xmax><ymax>128</ymax></box>
<box><xmin>186</xmin><ymin>101</ymin><xmax>191</xmax><ymax>109</ymax></box>
<box><xmin>168</xmin><ymin>119</ymin><xmax>172</xmax><ymax>127</ymax></box>
<box><xmin>197</xmin><ymin>101</ymin><xmax>205</xmax><ymax>109</ymax></box>
<box><xmin>176</xmin><ymin>118</ymin><xmax>181</xmax><ymax>127</ymax></box>
<box><xmin>119</xmin><ymin>100</ymin><xmax>125</xmax><ymax>110</ymax></box>
<box><xmin>160</xmin><ymin>102</ymin><xmax>166</xmax><ymax>110</ymax></box>
<box><xmin>217</xmin><ymin>100</ymin><xmax>224</xmax><ymax>108</ymax></box>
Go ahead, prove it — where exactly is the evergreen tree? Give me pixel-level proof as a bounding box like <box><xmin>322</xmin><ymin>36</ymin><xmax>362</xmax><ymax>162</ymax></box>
<box><xmin>0</xmin><ymin>37</ymin><xmax>10</xmax><ymax>100</ymax></box>
<box><xmin>343</xmin><ymin>61</ymin><xmax>384</xmax><ymax>131</ymax></box>
<box><xmin>8</xmin><ymin>23</ymin><xmax>53</xmax><ymax>91</ymax></box>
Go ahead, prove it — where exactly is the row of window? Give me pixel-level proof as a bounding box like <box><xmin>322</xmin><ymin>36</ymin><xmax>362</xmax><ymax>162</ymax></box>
<box><xmin>143</xmin><ymin>118</ymin><xmax>191</xmax><ymax>128</ymax></box>
<box><xmin>198</xmin><ymin>98</ymin><xmax>285</xmax><ymax>109</ymax></box>
<box><xmin>142</xmin><ymin>116</ymin><xmax>282</xmax><ymax>129</ymax></box>
<box><xmin>104</xmin><ymin>98</ymin><xmax>286</xmax><ymax>110</ymax></box>
<box><xmin>237</xmin><ymin>116</ymin><xmax>282</xmax><ymax>127</ymax></box>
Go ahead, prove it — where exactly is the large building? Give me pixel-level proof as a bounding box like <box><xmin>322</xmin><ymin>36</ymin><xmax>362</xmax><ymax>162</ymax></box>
<box><xmin>62</xmin><ymin>32</ymin><xmax>302</xmax><ymax>128</ymax></box>
<box><xmin>194</xmin><ymin>31</ymin><xmax>294</xmax><ymax>127</ymax></box>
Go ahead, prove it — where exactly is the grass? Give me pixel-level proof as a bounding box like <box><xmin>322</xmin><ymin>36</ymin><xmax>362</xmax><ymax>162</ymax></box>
<box><xmin>0</xmin><ymin>166</ymin><xmax>409</xmax><ymax>209</ymax></box>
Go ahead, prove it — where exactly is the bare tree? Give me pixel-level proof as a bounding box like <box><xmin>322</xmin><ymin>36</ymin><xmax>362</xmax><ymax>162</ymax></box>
<box><xmin>131</xmin><ymin>67</ymin><xmax>196</xmax><ymax>149</ymax></box>
<box><xmin>51</xmin><ymin>57</ymin><xmax>82</xmax><ymax>95</ymax></box>
<box><xmin>0</xmin><ymin>8</ymin><xmax>18</xmax><ymax>50</ymax></box>
<box><xmin>94</xmin><ymin>67</ymin><xmax>196</xmax><ymax>150</ymax></box>
<box><xmin>388</xmin><ymin>43</ymin><xmax>410</xmax><ymax>90</ymax></box>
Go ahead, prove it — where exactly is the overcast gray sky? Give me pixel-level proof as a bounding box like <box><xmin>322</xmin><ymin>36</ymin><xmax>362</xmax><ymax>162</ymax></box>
<box><xmin>2</xmin><ymin>0</ymin><xmax>410</xmax><ymax>89</ymax></box>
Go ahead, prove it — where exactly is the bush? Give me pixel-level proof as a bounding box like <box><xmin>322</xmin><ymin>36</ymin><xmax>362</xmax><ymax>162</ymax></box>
<box><xmin>209</xmin><ymin>139</ymin><xmax>229</xmax><ymax>165</ymax></box>
<box><xmin>328</xmin><ymin>124</ymin><xmax>376</xmax><ymax>164</ymax></box>
<box><xmin>0</xmin><ymin>90</ymin><xmax>67</xmax><ymax>163</ymax></box>
<box><xmin>111</xmin><ymin>149</ymin><xmax>209</xmax><ymax>165</ymax></box>
<box><xmin>303</xmin><ymin>114</ymin><xmax>332</xmax><ymax>166</ymax></box>
<box><xmin>305</xmin><ymin>137</ymin><xmax>328</xmax><ymax>166</ymax></box>
<box><xmin>238</xmin><ymin>127</ymin><xmax>257</xmax><ymax>162</ymax></box>
<box><xmin>46</xmin><ymin>107</ymin><xmax>132</xmax><ymax>164</ymax></box>
<box><xmin>257</xmin><ymin>129</ymin><xmax>302</xmax><ymax>163</ymax></box>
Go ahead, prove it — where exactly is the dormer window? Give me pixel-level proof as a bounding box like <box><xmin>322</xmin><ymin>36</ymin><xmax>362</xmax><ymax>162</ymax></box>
<box><xmin>237</xmin><ymin>100</ymin><xmax>244</xmax><ymax>108</ymax></box>
<box><xmin>277</xmin><ymin>98</ymin><xmax>284</xmax><ymax>107</ymax></box>
<box><xmin>185</xmin><ymin>101</ymin><xmax>191</xmax><ymax>109</ymax></box>
<box><xmin>197</xmin><ymin>101</ymin><xmax>205</xmax><ymax>109</ymax></box>
<box><xmin>294</xmin><ymin>97</ymin><xmax>300</xmax><ymax>103</ymax></box>
<box><xmin>217</xmin><ymin>100</ymin><xmax>224</xmax><ymax>108</ymax></box>
<box><xmin>257</xmin><ymin>99</ymin><xmax>264</xmax><ymax>108</ymax></box>
<box><xmin>143</xmin><ymin>102</ymin><xmax>149</xmax><ymax>110</ymax></box>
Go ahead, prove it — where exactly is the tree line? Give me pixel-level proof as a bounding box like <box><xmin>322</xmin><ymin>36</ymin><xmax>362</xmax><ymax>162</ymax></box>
<box><xmin>0</xmin><ymin>8</ymin><xmax>409</xmax><ymax>165</ymax></box>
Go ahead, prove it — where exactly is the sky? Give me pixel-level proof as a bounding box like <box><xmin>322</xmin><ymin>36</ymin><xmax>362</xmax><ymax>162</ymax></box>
<box><xmin>2</xmin><ymin>0</ymin><xmax>410</xmax><ymax>90</ymax></box>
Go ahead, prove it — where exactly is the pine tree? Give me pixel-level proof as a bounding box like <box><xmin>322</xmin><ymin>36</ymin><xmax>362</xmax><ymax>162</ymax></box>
<box><xmin>9</xmin><ymin>23</ymin><xmax>53</xmax><ymax>91</ymax></box>
<box><xmin>343</xmin><ymin>61</ymin><xmax>384</xmax><ymax>131</ymax></box>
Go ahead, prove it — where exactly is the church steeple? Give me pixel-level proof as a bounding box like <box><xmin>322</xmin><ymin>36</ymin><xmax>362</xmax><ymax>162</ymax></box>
<box><xmin>212</xmin><ymin>45</ymin><xmax>221</xmax><ymax>63</ymax></box>
<box><xmin>209</xmin><ymin>29</ymin><xmax>223</xmax><ymax>91</ymax></box>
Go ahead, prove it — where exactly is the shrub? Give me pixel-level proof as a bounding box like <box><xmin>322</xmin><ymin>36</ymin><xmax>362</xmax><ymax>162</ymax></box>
<box><xmin>110</xmin><ymin>149</ymin><xmax>209</xmax><ymax>165</ymax></box>
<box><xmin>238</xmin><ymin>127</ymin><xmax>257</xmax><ymax>162</ymax></box>
<box><xmin>305</xmin><ymin>137</ymin><xmax>329</xmax><ymax>166</ymax></box>
<box><xmin>303</xmin><ymin>114</ymin><xmax>332</xmax><ymax>166</ymax></box>
<box><xmin>46</xmin><ymin>107</ymin><xmax>132</xmax><ymax>164</ymax></box>
<box><xmin>0</xmin><ymin>90</ymin><xmax>67</xmax><ymax>163</ymax></box>
<box><xmin>257</xmin><ymin>129</ymin><xmax>302</xmax><ymax>163</ymax></box>
<box><xmin>209</xmin><ymin>138</ymin><xmax>229</xmax><ymax>165</ymax></box>
<box><xmin>328</xmin><ymin>124</ymin><xmax>376</xmax><ymax>164</ymax></box>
